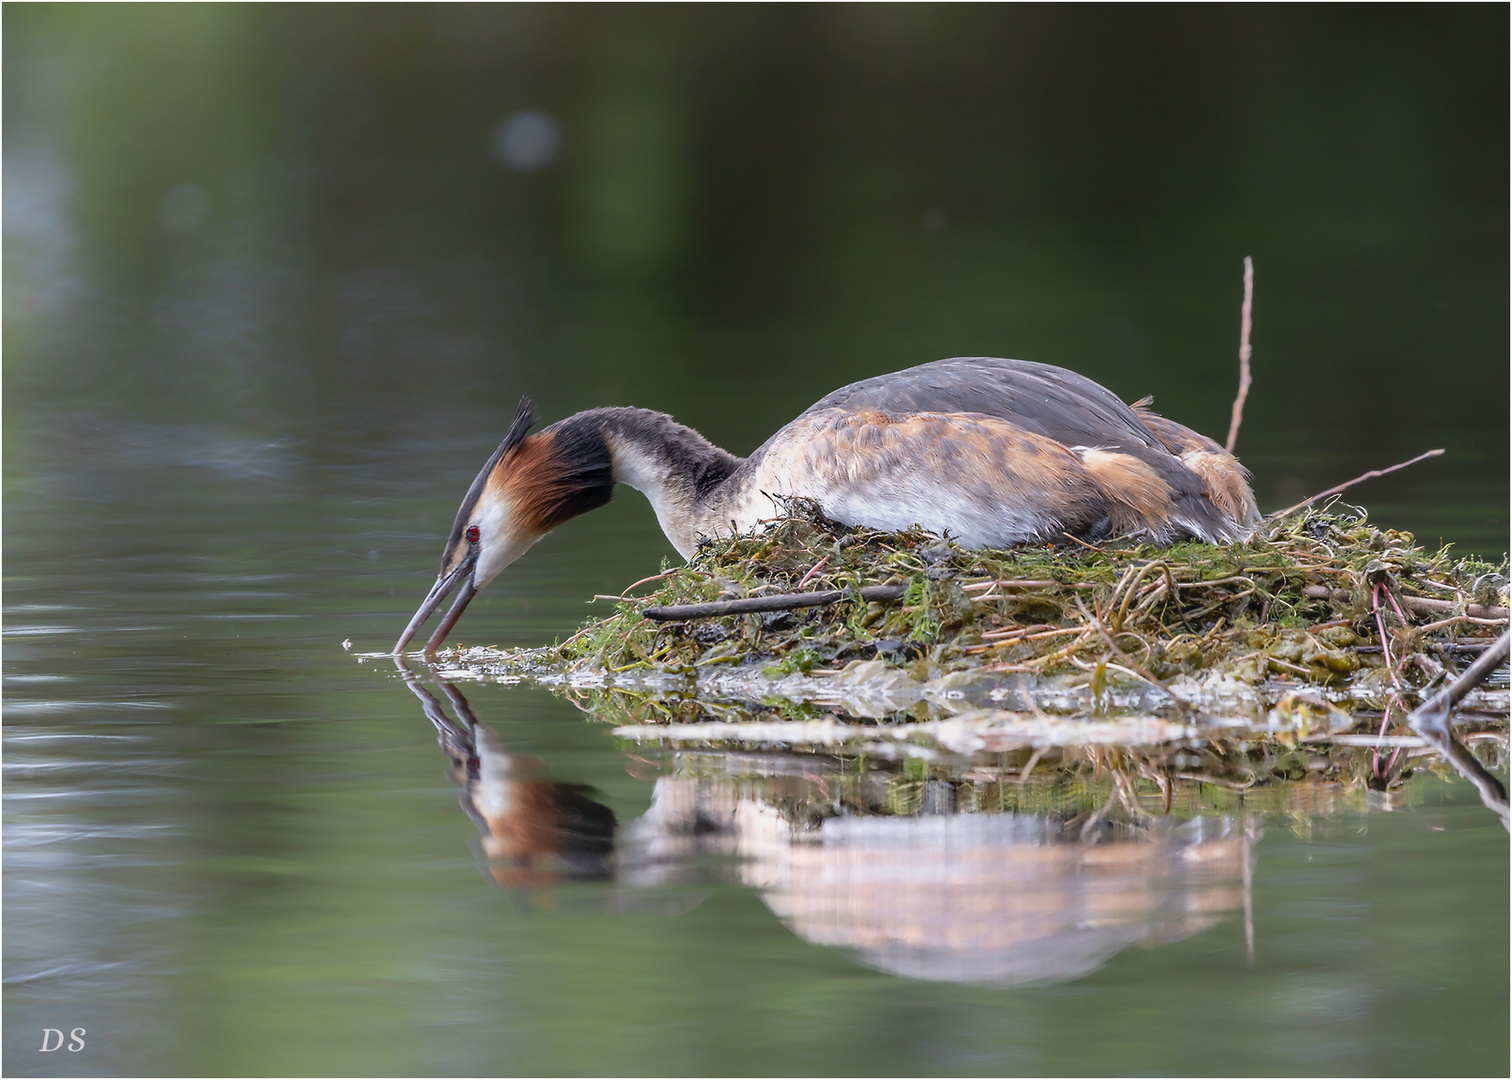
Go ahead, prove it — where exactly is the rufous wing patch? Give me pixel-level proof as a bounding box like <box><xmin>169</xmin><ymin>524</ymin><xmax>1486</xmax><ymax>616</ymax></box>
<box><xmin>1179</xmin><ymin>450</ymin><xmax>1260</xmax><ymax>528</ymax></box>
<box><xmin>1078</xmin><ymin>449</ymin><xmax>1177</xmax><ymax>536</ymax></box>
<box><xmin>732</xmin><ymin>409</ymin><xmax>1107</xmax><ymax>544</ymax></box>
<box><xmin>1131</xmin><ymin>405</ymin><xmax>1223</xmax><ymax>457</ymax></box>
<box><xmin>1129</xmin><ymin>405</ymin><xmax>1260</xmax><ymax>531</ymax></box>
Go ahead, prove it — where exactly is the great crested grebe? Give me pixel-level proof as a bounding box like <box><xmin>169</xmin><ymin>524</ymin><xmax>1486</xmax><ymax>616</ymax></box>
<box><xmin>394</xmin><ymin>356</ymin><xmax>1260</xmax><ymax>655</ymax></box>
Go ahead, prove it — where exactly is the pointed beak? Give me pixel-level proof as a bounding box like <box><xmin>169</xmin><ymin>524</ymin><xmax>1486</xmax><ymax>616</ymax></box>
<box><xmin>393</xmin><ymin>552</ymin><xmax>479</xmax><ymax>656</ymax></box>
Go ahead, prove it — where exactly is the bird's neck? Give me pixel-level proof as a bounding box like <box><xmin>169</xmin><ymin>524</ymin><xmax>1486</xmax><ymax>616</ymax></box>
<box><xmin>545</xmin><ymin>408</ymin><xmax>745</xmax><ymax>558</ymax></box>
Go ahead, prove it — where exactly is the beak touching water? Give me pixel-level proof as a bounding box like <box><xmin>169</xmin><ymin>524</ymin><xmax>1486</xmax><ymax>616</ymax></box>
<box><xmin>392</xmin><ymin>396</ymin><xmax>545</xmax><ymax>657</ymax></box>
<box><xmin>393</xmin><ymin>548</ymin><xmax>479</xmax><ymax>656</ymax></box>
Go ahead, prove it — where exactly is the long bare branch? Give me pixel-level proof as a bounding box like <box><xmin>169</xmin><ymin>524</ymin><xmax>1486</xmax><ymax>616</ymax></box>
<box><xmin>1225</xmin><ymin>256</ymin><xmax>1254</xmax><ymax>453</ymax></box>
<box><xmin>1268</xmin><ymin>448</ymin><xmax>1444</xmax><ymax>521</ymax></box>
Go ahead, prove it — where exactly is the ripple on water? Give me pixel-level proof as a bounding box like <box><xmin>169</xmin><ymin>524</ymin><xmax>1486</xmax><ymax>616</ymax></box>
<box><xmin>3</xmin><ymin>623</ymin><xmax>173</xmax><ymax>635</ymax></box>
<box><xmin>2</xmin><ymin>731</ymin><xmax>147</xmax><ymax>742</ymax></box>
<box><xmin>2</xmin><ymin>699</ymin><xmax>175</xmax><ymax>713</ymax></box>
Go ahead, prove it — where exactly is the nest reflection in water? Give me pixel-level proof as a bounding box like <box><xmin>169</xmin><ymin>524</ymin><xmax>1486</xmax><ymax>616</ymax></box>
<box><xmin>622</xmin><ymin>759</ymin><xmax>1256</xmax><ymax>986</ymax></box>
<box><xmin>394</xmin><ymin>664</ymin><xmax>1505</xmax><ymax>988</ymax></box>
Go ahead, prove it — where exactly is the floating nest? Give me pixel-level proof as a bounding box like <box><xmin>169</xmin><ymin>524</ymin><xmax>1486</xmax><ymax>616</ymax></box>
<box><xmin>454</xmin><ymin>499</ymin><xmax>1501</xmax><ymax>682</ymax></box>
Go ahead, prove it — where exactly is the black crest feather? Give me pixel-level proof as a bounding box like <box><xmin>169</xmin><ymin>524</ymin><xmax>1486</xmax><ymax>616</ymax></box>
<box><xmin>499</xmin><ymin>396</ymin><xmax>538</xmax><ymax>458</ymax></box>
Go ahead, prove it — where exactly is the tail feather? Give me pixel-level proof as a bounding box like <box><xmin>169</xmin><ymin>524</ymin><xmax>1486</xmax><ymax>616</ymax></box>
<box><xmin>1131</xmin><ymin>401</ymin><xmax>1261</xmax><ymax>535</ymax></box>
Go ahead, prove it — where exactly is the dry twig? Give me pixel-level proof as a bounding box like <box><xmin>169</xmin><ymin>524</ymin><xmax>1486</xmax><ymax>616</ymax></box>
<box><xmin>796</xmin><ymin>555</ymin><xmax>831</xmax><ymax>589</ymax></box>
<box><xmin>1225</xmin><ymin>255</ymin><xmax>1254</xmax><ymax>453</ymax></box>
<box><xmin>1299</xmin><ymin>585</ymin><xmax>1507</xmax><ymax>622</ymax></box>
<box><xmin>1269</xmin><ymin>449</ymin><xmax>1445</xmax><ymax>521</ymax></box>
<box><xmin>642</xmin><ymin>584</ymin><xmax>908</xmax><ymax>621</ymax></box>
<box><xmin>1406</xmin><ymin>632</ymin><xmax>1511</xmax><ymax>826</ymax></box>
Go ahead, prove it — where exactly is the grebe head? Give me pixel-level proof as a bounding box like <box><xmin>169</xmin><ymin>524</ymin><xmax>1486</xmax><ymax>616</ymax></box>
<box><xmin>393</xmin><ymin>398</ymin><xmax>547</xmax><ymax>655</ymax></box>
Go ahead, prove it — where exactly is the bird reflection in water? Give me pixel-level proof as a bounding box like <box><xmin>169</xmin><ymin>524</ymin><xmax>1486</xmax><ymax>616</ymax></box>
<box><xmin>395</xmin><ymin>667</ymin><xmax>1258</xmax><ymax>986</ymax></box>
<box><xmin>624</xmin><ymin>762</ymin><xmax>1259</xmax><ymax>986</ymax></box>
<box><xmin>395</xmin><ymin>659</ymin><xmax>616</xmax><ymax>888</ymax></box>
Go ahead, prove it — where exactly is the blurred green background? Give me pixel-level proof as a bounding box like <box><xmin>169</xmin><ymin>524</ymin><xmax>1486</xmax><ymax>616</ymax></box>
<box><xmin>7</xmin><ymin>4</ymin><xmax>1508</xmax><ymax>557</ymax></box>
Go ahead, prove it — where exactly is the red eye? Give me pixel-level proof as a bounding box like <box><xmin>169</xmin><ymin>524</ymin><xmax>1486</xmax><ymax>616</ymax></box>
<box><xmin>465</xmin><ymin>525</ymin><xmax>480</xmax><ymax>544</ymax></box>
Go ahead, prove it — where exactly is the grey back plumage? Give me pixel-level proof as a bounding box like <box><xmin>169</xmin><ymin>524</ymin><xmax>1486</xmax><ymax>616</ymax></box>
<box><xmin>800</xmin><ymin>357</ymin><xmax>1166</xmax><ymax>454</ymax></box>
<box><xmin>752</xmin><ymin>356</ymin><xmax>1243</xmax><ymax>542</ymax></box>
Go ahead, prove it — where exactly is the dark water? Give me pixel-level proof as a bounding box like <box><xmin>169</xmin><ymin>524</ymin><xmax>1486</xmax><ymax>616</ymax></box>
<box><xmin>5</xmin><ymin>8</ymin><xmax>1508</xmax><ymax>1076</ymax></box>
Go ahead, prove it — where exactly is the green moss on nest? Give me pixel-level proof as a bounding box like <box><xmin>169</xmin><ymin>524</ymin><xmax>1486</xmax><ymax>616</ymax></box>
<box><xmin>480</xmin><ymin>501</ymin><xmax>1504</xmax><ymax>696</ymax></box>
